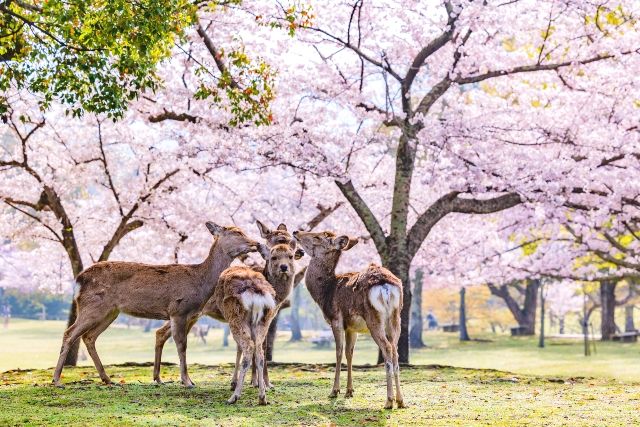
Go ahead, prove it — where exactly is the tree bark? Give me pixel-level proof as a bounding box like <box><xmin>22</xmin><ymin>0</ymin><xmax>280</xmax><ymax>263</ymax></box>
<box><xmin>459</xmin><ymin>287</ymin><xmax>470</xmax><ymax>341</ymax></box>
<box><xmin>538</xmin><ymin>282</ymin><xmax>545</xmax><ymax>348</ymax></box>
<box><xmin>409</xmin><ymin>269</ymin><xmax>425</xmax><ymax>348</ymax></box>
<box><xmin>625</xmin><ymin>305</ymin><xmax>636</xmax><ymax>332</ymax></box>
<box><xmin>488</xmin><ymin>279</ymin><xmax>539</xmax><ymax>335</ymax></box>
<box><xmin>289</xmin><ymin>284</ymin><xmax>303</xmax><ymax>342</ymax></box>
<box><xmin>600</xmin><ymin>280</ymin><xmax>618</xmax><ymax>340</ymax></box>
<box><xmin>559</xmin><ymin>316</ymin><xmax>565</xmax><ymax>335</ymax></box>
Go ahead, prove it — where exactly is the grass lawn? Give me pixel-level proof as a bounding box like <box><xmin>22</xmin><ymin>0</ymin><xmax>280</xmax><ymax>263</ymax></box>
<box><xmin>1</xmin><ymin>318</ymin><xmax>639</xmax><ymax>381</ymax></box>
<box><xmin>1</xmin><ymin>319</ymin><xmax>639</xmax><ymax>425</ymax></box>
<box><xmin>1</xmin><ymin>363</ymin><xmax>639</xmax><ymax>426</ymax></box>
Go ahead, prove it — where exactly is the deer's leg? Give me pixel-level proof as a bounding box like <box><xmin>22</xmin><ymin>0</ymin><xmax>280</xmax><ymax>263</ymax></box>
<box><xmin>52</xmin><ymin>309</ymin><xmax>104</xmax><ymax>387</ymax></box>
<box><xmin>329</xmin><ymin>322</ymin><xmax>344</xmax><ymax>398</ymax></box>
<box><xmin>230</xmin><ymin>343</ymin><xmax>242</xmax><ymax>390</ymax></box>
<box><xmin>253</xmin><ymin>321</ymin><xmax>270</xmax><ymax>405</ymax></box>
<box><xmin>262</xmin><ymin>338</ymin><xmax>273</xmax><ymax>389</ymax></box>
<box><xmin>250</xmin><ymin>352</ymin><xmax>258</xmax><ymax>387</ymax></box>
<box><xmin>369</xmin><ymin>323</ymin><xmax>395</xmax><ymax>409</ymax></box>
<box><xmin>82</xmin><ymin>310</ymin><xmax>119</xmax><ymax>385</ymax></box>
<box><xmin>227</xmin><ymin>322</ymin><xmax>254</xmax><ymax>404</ymax></box>
<box><xmin>344</xmin><ymin>330</ymin><xmax>357</xmax><ymax>398</ymax></box>
<box><xmin>389</xmin><ymin>311</ymin><xmax>405</xmax><ymax>408</ymax></box>
<box><xmin>153</xmin><ymin>321</ymin><xmax>172</xmax><ymax>384</ymax></box>
<box><xmin>170</xmin><ymin>315</ymin><xmax>194</xmax><ymax>388</ymax></box>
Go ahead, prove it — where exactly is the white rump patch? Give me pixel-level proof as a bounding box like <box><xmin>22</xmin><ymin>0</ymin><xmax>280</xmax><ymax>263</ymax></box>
<box><xmin>369</xmin><ymin>284</ymin><xmax>401</xmax><ymax>319</ymax></box>
<box><xmin>240</xmin><ymin>292</ymin><xmax>276</xmax><ymax>323</ymax></box>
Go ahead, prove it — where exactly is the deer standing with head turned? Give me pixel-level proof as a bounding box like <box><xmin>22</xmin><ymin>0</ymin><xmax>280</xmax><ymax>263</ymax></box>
<box><xmin>293</xmin><ymin>229</ymin><xmax>405</xmax><ymax>409</ymax></box>
<box><xmin>152</xmin><ymin>221</ymin><xmax>301</xmax><ymax>387</ymax></box>
<box><xmin>52</xmin><ymin>222</ymin><xmax>258</xmax><ymax>387</ymax></box>
<box><xmin>211</xmin><ymin>239</ymin><xmax>298</xmax><ymax>405</ymax></box>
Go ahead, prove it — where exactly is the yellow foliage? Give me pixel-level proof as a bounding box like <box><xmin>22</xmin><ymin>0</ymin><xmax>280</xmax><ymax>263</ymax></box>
<box><xmin>502</xmin><ymin>37</ymin><xmax>517</xmax><ymax>52</ymax></box>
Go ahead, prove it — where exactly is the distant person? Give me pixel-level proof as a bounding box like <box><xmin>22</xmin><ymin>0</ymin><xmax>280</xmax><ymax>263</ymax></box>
<box><xmin>426</xmin><ymin>311</ymin><xmax>438</xmax><ymax>330</ymax></box>
<box><xmin>2</xmin><ymin>304</ymin><xmax>10</xmax><ymax>329</ymax></box>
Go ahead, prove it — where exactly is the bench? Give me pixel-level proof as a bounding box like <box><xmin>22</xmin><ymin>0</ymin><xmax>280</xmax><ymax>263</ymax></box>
<box><xmin>310</xmin><ymin>332</ymin><xmax>334</xmax><ymax>348</ymax></box>
<box><xmin>441</xmin><ymin>324</ymin><xmax>459</xmax><ymax>333</ymax></box>
<box><xmin>612</xmin><ymin>331</ymin><xmax>638</xmax><ymax>343</ymax></box>
<box><xmin>510</xmin><ymin>326</ymin><xmax>532</xmax><ymax>336</ymax></box>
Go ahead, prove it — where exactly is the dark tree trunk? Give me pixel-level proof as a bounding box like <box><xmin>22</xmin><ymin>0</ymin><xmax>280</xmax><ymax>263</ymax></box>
<box><xmin>559</xmin><ymin>316</ymin><xmax>565</xmax><ymax>335</ymax></box>
<box><xmin>409</xmin><ymin>269</ymin><xmax>425</xmax><ymax>348</ymax></box>
<box><xmin>538</xmin><ymin>283</ymin><xmax>545</xmax><ymax>348</ymax></box>
<box><xmin>222</xmin><ymin>324</ymin><xmax>230</xmax><ymax>347</ymax></box>
<box><xmin>265</xmin><ymin>310</ymin><xmax>280</xmax><ymax>362</ymax></box>
<box><xmin>289</xmin><ymin>284</ymin><xmax>303</xmax><ymax>342</ymax></box>
<box><xmin>488</xmin><ymin>279</ymin><xmax>539</xmax><ymax>335</ymax></box>
<box><xmin>459</xmin><ymin>287</ymin><xmax>470</xmax><ymax>341</ymax></box>
<box><xmin>625</xmin><ymin>305</ymin><xmax>636</xmax><ymax>332</ymax></box>
<box><xmin>600</xmin><ymin>280</ymin><xmax>617</xmax><ymax>341</ymax></box>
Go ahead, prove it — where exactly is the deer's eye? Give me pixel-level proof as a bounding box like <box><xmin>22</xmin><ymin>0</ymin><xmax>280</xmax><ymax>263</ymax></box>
<box><xmin>271</xmin><ymin>256</ymin><xmax>277</xmax><ymax>261</ymax></box>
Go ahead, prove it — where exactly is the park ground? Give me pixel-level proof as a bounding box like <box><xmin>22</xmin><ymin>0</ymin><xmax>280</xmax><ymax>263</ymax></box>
<box><xmin>1</xmin><ymin>319</ymin><xmax>639</xmax><ymax>425</ymax></box>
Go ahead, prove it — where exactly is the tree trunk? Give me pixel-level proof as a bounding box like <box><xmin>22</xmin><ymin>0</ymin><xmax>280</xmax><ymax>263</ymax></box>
<box><xmin>600</xmin><ymin>280</ymin><xmax>617</xmax><ymax>341</ymax></box>
<box><xmin>459</xmin><ymin>287</ymin><xmax>470</xmax><ymax>341</ymax></box>
<box><xmin>289</xmin><ymin>284</ymin><xmax>303</xmax><ymax>342</ymax></box>
<box><xmin>265</xmin><ymin>310</ymin><xmax>280</xmax><ymax>362</ymax></box>
<box><xmin>222</xmin><ymin>324</ymin><xmax>230</xmax><ymax>347</ymax></box>
<box><xmin>538</xmin><ymin>283</ymin><xmax>545</xmax><ymax>348</ymax></box>
<box><xmin>559</xmin><ymin>316</ymin><xmax>565</xmax><ymax>335</ymax></box>
<box><xmin>625</xmin><ymin>305</ymin><xmax>636</xmax><ymax>332</ymax></box>
<box><xmin>488</xmin><ymin>279</ymin><xmax>539</xmax><ymax>335</ymax></box>
<box><xmin>409</xmin><ymin>269</ymin><xmax>425</xmax><ymax>348</ymax></box>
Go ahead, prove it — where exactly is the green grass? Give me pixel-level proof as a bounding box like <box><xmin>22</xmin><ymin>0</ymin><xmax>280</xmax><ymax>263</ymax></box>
<box><xmin>1</xmin><ymin>319</ymin><xmax>639</xmax><ymax>381</ymax></box>
<box><xmin>2</xmin><ymin>319</ymin><xmax>640</xmax><ymax>425</ymax></box>
<box><xmin>1</xmin><ymin>363</ymin><xmax>639</xmax><ymax>426</ymax></box>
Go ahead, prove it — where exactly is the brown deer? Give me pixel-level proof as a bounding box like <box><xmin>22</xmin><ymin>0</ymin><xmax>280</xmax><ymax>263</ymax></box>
<box><xmin>293</xmin><ymin>230</ymin><xmax>405</xmax><ymax>409</ymax></box>
<box><xmin>151</xmin><ymin>220</ymin><xmax>301</xmax><ymax>385</ymax></box>
<box><xmin>52</xmin><ymin>223</ymin><xmax>258</xmax><ymax>388</ymax></box>
<box><xmin>212</xmin><ymin>240</ymin><xmax>297</xmax><ymax>405</ymax></box>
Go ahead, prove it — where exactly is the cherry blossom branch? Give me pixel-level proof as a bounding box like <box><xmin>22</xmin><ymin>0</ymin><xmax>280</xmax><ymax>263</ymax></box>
<box><xmin>335</xmin><ymin>179</ymin><xmax>387</xmax><ymax>255</ymax></box>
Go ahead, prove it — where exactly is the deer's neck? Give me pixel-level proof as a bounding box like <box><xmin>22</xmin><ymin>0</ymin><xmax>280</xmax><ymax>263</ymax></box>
<box><xmin>305</xmin><ymin>253</ymin><xmax>340</xmax><ymax>317</ymax></box>
<box><xmin>201</xmin><ymin>238</ymin><xmax>233</xmax><ymax>292</ymax></box>
<box><xmin>265</xmin><ymin>267</ymin><xmax>295</xmax><ymax>305</ymax></box>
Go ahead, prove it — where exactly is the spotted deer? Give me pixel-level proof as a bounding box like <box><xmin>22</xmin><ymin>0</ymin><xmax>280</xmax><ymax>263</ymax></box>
<box><xmin>152</xmin><ymin>221</ymin><xmax>302</xmax><ymax>386</ymax></box>
<box><xmin>212</xmin><ymin>240</ymin><xmax>297</xmax><ymax>405</ymax></box>
<box><xmin>52</xmin><ymin>223</ymin><xmax>258</xmax><ymax>388</ymax></box>
<box><xmin>293</xmin><ymin>230</ymin><xmax>405</xmax><ymax>409</ymax></box>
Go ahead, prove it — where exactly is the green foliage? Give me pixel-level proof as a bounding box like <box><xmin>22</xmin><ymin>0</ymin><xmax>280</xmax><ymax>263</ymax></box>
<box><xmin>0</xmin><ymin>288</ymin><xmax>70</xmax><ymax>320</ymax></box>
<box><xmin>0</xmin><ymin>0</ymin><xmax>195</xmax><ymax>118</ymax></box>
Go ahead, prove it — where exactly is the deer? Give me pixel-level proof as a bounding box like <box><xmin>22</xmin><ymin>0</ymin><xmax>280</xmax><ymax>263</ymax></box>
<box><xmin>152</xmin><ymin>220</ymin><xmax>302</xmax><ymax>387</ymax></box>
<box><xmin>292</xmin><ymin>229</ymin><xmax>405</xmax><ymax>409</ymax></box>
<box><xmin>52</xmin><ymin>222</ymin><xmax>258</xmax><ymax>388</ymax></box>
<box><xmin>211</xmin><ymin>240</ymin><xmax>297</xmax><ymax>405</ymax></box>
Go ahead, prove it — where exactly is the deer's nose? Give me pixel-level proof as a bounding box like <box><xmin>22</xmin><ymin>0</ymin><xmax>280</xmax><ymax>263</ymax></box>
<box><xmin>280</xmin><ymin>265</ymin><xmax>289</xmax><ymax>272</ymax></box>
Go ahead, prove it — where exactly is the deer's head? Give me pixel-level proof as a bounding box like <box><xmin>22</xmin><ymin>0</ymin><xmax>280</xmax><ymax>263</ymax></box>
<box><xmin>206</xmin><ymin>222</ymin><xmax>259</xmax><ymax>258</ymax></box>
<box><xmin>257</xmin><ymin>240</ymin><xmax>297</xmax><ymax>278</ymax></box>
<box><xmin>256</xmin><ymin>220</ymin><xmax>304</xmax><ymax>259</ymax></box>
<box><xmin>292</xmin><ymin>230</ymin><xmax>359</xmax><ymax>258</ymax></box>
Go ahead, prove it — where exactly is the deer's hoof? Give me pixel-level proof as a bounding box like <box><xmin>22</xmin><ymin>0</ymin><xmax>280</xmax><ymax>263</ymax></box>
<box><xmin>52</xmin><ymin>381</ymin><xmax>64</xmax><ymax>389</ymax></box>
<box><xmin>154</xmin><ymin>379</ymin><xmax>164</xmax><ymax>385</ymax></box>
<box><xmin>227</xmin><ymin>395</ymin><xmax>239</xmax><ymax>405</ymax></box>
<box><xmin>258</xmin><ymin>396</ymin><xmax>268</xmax><ymax>406</ymax></box>
<box><xmin>329</xmin><ymin>389</ymin><xmax>340</xmax><ymax>398</ymax></box>
<box><xmin>345</xmin><ymin>389</ymin><xmax>354</xmax><ymax>398</ymax></box>
<box><xmin>266</xmin><ymin>382</ymin><xmax>274</xmax><ymax>390</ymax></box>
<box><xmin>396</xmin><ymin>400</ymin><xmax>407</xmax><ymax>409</ymax></box>
<box><xmin>384</xmin><ymin>399</ymin><xmax>394</xmax><ymax>410</ymax></box>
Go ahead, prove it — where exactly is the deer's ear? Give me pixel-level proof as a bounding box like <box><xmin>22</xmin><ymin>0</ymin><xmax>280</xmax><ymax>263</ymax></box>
<box><xmin>256</xmin><ymin>243</ymin><xmax>270</xmax><ymax>260</ymax></box>
<box><xmin>333</xmin><ymin>235</ymin><xmax>350</xmax><ymax>250</ymax></box>
<box><xmin>345</xmin><ymin>237</ymin><xmax>359</xmax><ymax>251</ymax></box>
<box><xmin>256</xmin><ymin>220</ymin><xmax>271</xmax><ymax>238</ymax></box>
<box><xmin>206</xmin><ymin>222</ymin><xmax>224</xmax><ymax>236</ymax></box>
<box><xmin>277</xmin><ymin>223</ymin><xmax>288</xmax><ymax>231</ymax></box>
